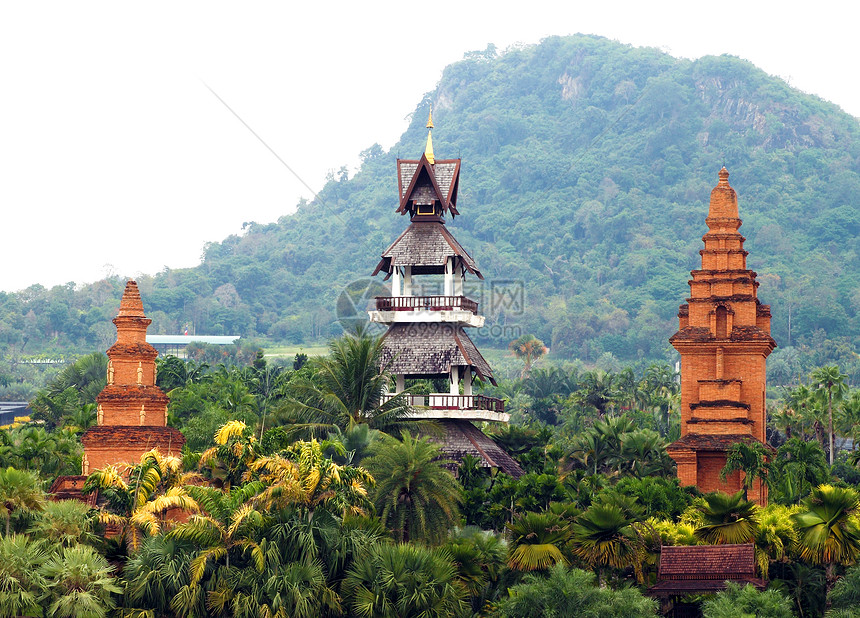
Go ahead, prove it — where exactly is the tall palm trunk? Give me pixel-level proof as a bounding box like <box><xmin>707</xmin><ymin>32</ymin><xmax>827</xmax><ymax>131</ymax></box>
<box><xmin>828</xmin><ymin>390</ymin><xmax>834</xmax><ymax>466</ymax></box>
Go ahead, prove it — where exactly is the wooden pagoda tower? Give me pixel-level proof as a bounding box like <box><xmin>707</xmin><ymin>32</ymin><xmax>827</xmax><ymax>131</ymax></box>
<box><xmin>666</xmin><ymin>168</ymin><xmax>776</xmax><ymax>504</ymax></box>
<box><xmin>369</xmin><ymin>112</ymin><xmax>523</xmax><ymax>478</ymax></box>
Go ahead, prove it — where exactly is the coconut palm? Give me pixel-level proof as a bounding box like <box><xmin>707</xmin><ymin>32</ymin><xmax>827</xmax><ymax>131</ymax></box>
<box><xmin>39</xmin><ymin>544</ymin><xmax>122</xmax><ymax>618</ymax></box>
<box><xmin>0</xmin><ymin>466</ymin><xmax>46</xmax><ymax>535</ymax></box>
<box><xmin>506</xmin><ymin>511</ymin><xmax>570</xmax><ymax>572</ymax></box>
<box><xmin>792</xmin><ymin>484</ymin><xmax>860</xmax><ymax>581</ymax></box>
<box><xmin>343</xmin><ymin>543</ymin><xmax>469</xmax><ymax>618</ymax></box>
<box><xmin>277</xmin><ymin>329</ymin><xmax>417</xmax><ymax>438</ymax></box>
<box><xmin>694</xmin><ymin>490</ymin><xmax>759</xmax><ymax>545</ymax></box>
<box><xmin>811</xmin><ymin>366</ymin><xmax>848</xmax><ymax>465</ymax></box>
<box><xmin>770</xmin><ymin>438</ymin><xmax>829</xmax><ymax>505</ymax></box>
<box><xmin>364</xmin><ymin>431</ymin><xmax>461</xmax><ymax>544</ymax></box>
<box><xmin>720</xmin><ymin>441</ymin><xmax>770</xmax><ymax>500</ymax></box>
<box><xmin>570</xmin><ymin>503</ymin><xmax>646</xmax><ymax>583</ymax></box>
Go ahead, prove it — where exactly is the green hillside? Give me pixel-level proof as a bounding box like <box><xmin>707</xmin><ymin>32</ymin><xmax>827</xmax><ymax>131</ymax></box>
<box><xmin>2</xmin><ymin>34</ymin><xmax>859</xmax><ymax>394</ymax></box>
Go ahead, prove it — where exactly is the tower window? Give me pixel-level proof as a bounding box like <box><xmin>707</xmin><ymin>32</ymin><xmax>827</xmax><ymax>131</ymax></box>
<box><xmin>715</xmin><ymin>306</ymin><xmax>728</xmax><ymax>338</ymax></box>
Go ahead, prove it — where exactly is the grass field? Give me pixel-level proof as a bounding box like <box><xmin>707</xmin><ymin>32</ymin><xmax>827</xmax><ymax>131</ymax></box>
<box><xmin>263</xmin><ymin>345</ymin><xmax>329</xmax><ymax>359</ymax></box>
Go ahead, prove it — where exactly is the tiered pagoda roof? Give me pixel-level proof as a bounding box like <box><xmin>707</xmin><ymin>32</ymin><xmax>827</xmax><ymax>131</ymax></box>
<box><xmin>370</xmin><ymin>111</ymin><xmax>522</xmax><ymax>478</ymax></box>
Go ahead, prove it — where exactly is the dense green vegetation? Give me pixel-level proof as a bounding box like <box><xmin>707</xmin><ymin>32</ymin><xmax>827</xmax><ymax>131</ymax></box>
<box><xmin>2</xmin><ymin>34</ymin><xmax>859</xmax><ymax>400</ymax></box>
<box><xmin>0</xmin><ymin>330</ymin><xmax>859</xmax><ymax>616</ymax></box>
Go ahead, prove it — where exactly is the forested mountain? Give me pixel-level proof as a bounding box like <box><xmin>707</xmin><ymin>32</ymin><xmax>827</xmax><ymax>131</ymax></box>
<box><xmin>2</xmin><ymin>35</ymin><xmax>859</xmax><ymax>392</ymax></box>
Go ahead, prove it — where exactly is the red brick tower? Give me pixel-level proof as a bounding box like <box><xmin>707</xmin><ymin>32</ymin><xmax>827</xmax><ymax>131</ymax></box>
<box><xmin>80</xmin><ymin>280</ymin><xmax>185</xmax><ymax>473</ymax></box>
<box><xmin>667</xmin><ymin>168</ymin><xmax>776</xmax><ymax>504</ymax></box>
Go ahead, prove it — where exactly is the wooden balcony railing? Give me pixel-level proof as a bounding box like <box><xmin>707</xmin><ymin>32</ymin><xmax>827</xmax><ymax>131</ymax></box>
<box><xmin>382</xmin><ymin>393</ymin><xmax>504</xmax><ymax>414</ymax></box>
<box><xmin>375</xmin><ymin>295</ymin><xmax>479</xmax><ymax>314</ymax></box>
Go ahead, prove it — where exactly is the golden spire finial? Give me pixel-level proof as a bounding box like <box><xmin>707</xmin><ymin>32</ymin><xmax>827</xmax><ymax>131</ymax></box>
<box><xmin>424</xmin><ymin>106</ymin><xmax>435</xmax><ymax>164</ymax></box>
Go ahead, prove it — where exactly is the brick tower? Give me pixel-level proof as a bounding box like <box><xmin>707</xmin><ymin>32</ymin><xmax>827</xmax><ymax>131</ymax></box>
<box><xmin>667</xmin><ymin>168</ymin><xmax>776</xmax><ymax>504</ymax></box>
<box><xmin>368</xmin><ymin>112</ymin><xmax>523</xmax><ymax>477</ymax></box>
<box><xmin>80</xmin><ymin>280</ymin><xmax>185</xmax><ymax>473</ymax></box>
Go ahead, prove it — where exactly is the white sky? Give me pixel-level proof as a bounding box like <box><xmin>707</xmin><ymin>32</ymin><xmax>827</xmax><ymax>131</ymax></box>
<box><xmin>1</xmin><ymin>1</ymin><xmax>856</xmax><ymax>293</ymax></box>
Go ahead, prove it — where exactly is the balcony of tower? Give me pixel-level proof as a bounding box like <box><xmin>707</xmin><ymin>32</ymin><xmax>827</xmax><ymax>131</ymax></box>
<box><xmin>380</xmin><ymin>392</ymin><xmax>508</xmax><ymax>423</ymax></box>
<box><xmin>370</xmin><ymin>294</ymin><xmax>484</xmax><ymax>327</ymax></box>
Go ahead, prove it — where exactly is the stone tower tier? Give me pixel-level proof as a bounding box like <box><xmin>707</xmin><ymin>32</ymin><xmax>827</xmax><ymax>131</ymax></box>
<box><xmin>81</xmin><ymin>425</ymin><xmax>185</xmax><ymax>473</ymax></box>
<box><xmin>96</xmin><ymin>385</ymin><xmax>169</xmax><ymax>426</ymax></box>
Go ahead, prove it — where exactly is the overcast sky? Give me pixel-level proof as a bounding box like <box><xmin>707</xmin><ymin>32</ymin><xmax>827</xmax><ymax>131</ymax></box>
<box><xmin>1</xmin><ymin>1</ymin><xmax>856</xmax><ymax>293</ymax></box>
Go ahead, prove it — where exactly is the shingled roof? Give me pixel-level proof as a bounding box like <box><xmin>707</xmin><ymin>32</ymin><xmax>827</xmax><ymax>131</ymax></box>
<box><xmin>380</xmin><ymin>323</ymin><xmax>495</xmax><ymax>384</ymax></box>
<box><xmin>396</xmin><ymin>158</ymin><xmax>460</xmax><ymax>216</ymax></box>
<box><xmin>372</xmin><ymin>221</ymin><xmax>482</xmax><ymax>278</ymax></box>
<box><xmin>433</xmin><ymin>420</ymin><xmax>523</xmax><ymax>478</ymax></box>
<box><xmin>649</xmin><ymin>544</ymin><xmax>764</xmax><ymax>596</ymax></box>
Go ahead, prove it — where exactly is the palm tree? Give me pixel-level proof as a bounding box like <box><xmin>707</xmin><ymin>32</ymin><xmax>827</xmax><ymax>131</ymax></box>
<box><xmin>0</xmin><ymin>466</ymin><xmax>46</xmax><ymax>535</ymax></box>
<box><xmin>30</xmin><ymin>352</ymin><xmax>108</xmax><ymax>429</ymax></box>
<box><xmin>198</xmin><ymin>420</ymin><xmax>259</xmax><ymax>490</ymax></box>
<box><xmin>491</xmin><ymin>564</ymin><xmax>659</xmax><ymax>617</ymax></box>
<box><xmin>509</xmin><ymin>334</ymin><xmax>548</xmax><ymax>378</ymax></box>
<box><xmin>694</xmin><ymin>490</ymin><xmax>759</xmax><ymax>545</ymax></box>
<box><xmin>249</xmin><ymin>438</ymin><xmax>374</xmax><ymax>520</ymax></box>
<box><xmin>364</xmin><ymin>432</ymin><xmax>461</xmax><ymax>544</ymax></box>
<box><xmin>506</xmin><ymin>511</ymin><xmax>570</xmax><ymax>572</ymax></box>
<box><xmin>168</xmin><ymin>481</ymin><xmax>266</xmax><ymax>586</ymax></box>
<box><xmin>619</xmin><ymin>429</ymin><xmax>672</xmax><ymax>478</ymax></box>
<box><xmin>123</xmin><ymin>535</ymin><xmax>202</xmax><ymax>617</ymax></box>
<box><xmin>0</xmin><ymin>534</ymin><xmax>52</xmax><ymax>617</ymax></box>
<box><xmin>770</xmin><ymin>438</ymin><xmax>828</xmax><ymax>504</ymax></box>
<box><xmin>570</xmin><ymin>503</ymin><xmax>646</xmax><ymax>583</ymax></box>
<box><xmin>573</xmin><ymin>371</ymin><xmax>619</xmax><ymax>416</ymax></box>
<box><xmin>754</xmin><ymin>504</ymin><xmax>799</xmax><ymax>580</ymax></box>
<box><xmin>343</xmin><ymin>543</ymin><xmax>469</xmax><ymax>618</ymax></box>
<box><xmin>792</xmin><ymin>484</ymin><xmax>860</xmax><ymax>582</ymax></box>
<box><xmin>720</xmin><ymin>441</ymin><xmax>770</xmax><ymax>500</ymax></box>
<box><xmin>29</xmin><ymin>499</ymin><xmax>99</xmax><ymax>547</ymax></box>
<box><xmin>811</xmin><ymin>366</ymin><xmax>848</xmax><ymax>465</ymax></box>
<box><xmin>84</xmin><ymin>449</ymin><xmax>199</xmax><ymax>551</ymax></box>
<box><xmin>278</xmin><ymin>330</ymin><xmax>416</xmax><ymax>438</ymax></box>
<box><xmin>39</xmin><ymin>544</ymin><xmax>122</xmax><ymax>618</ymax></box>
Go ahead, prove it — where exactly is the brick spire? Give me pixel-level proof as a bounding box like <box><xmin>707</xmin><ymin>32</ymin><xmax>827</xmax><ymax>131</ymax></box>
<box><xmin>81</xmin><ymin>280</ymin><xmax>184</xmax><ymax>474</ymax></box>
<box><xmin>667</xmin><ymin>168</ymin><xmax>776</xmax><ymax>504</ymax></box>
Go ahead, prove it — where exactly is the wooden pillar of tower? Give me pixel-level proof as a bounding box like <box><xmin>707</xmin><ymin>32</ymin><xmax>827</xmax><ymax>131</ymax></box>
<box><xmin>667</xmin><ymin>168</ymin><xmax>776</xmax><ymax>504</ymax></box>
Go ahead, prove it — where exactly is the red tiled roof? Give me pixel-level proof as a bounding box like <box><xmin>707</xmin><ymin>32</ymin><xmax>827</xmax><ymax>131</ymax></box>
<box><xmin>659</xmin><ymin>544</ymin><xmax>755</xmax><ymax>579</ymax></box>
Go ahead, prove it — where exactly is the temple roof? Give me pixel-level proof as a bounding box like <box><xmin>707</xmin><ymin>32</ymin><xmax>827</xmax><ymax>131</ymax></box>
<box><xmin>372</xmin><ymin>221</ymin><xmax>482</xmax><ymax>277</ymax></box>
<box><xmin>650</xmin><ymin>544</ymin><xmax>765</xmax><ymax>596</ymax></box>
<box><xmin>434</xmin><ymin>420</ymin><xmax>523</xmax><ymax>478</ymax></box>
<box><xmin>396</xmin><ymin>156</ymin><xmax>460</xmax><ymax>217</ymax></box>
<box><xmin>380</xmin><ymin>323</ymin><xmax>494</xmax><ymax>384</ymax></box>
